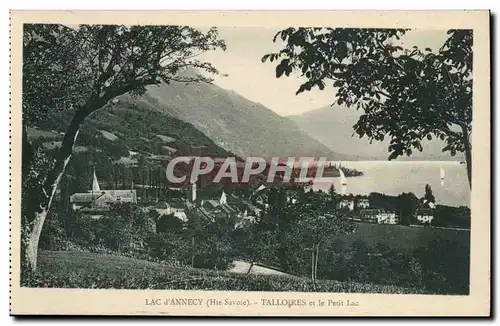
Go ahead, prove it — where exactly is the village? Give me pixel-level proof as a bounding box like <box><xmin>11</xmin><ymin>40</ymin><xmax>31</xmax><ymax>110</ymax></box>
<box><xmin>68</xmin><ymin>168</ymin><xmax>438</xmax><ymax>229</ymax></box>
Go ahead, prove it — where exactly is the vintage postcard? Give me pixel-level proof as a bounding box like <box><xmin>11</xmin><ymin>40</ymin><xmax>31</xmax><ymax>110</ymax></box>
<box><xmin>10</xmin><ymin>10</ymin><xmax>490</xmax><ymax>316</ymax></box>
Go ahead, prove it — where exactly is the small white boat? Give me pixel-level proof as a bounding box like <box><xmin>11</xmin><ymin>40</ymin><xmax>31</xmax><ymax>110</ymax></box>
<box><xmin>338</xmin><ymin>165</ymin><xmax>347</xmax><ymax>195</ymax></box>
<box><xmin>440</xmin><ymin>166</ymin><xmax>445</xmax><ymax>187</ymax></box>
<box><xmin>339</xmin><ymin>168</ymin><xmax>347</xmax><ymax>186</ymax></box>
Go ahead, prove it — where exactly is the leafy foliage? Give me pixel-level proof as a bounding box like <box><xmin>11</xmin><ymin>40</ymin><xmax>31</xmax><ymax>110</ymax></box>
<box><xmin>23</xmin><ymin>24</ymin><xmax>226</xmax><ymax>127</ymax></box>
<box><xmin>424</xmin><ymin>184</ymin><xmax>436</xmax><ymax>204</ymax></box>
<box><xmin>21</xmin><ymin>23</ymin><xmax>227</xmax><ymax>272</ymax></box>
<box><xmin>397</xmin><ymin>192</ymin><xmax>419</xmax><ymax>225</ymax></box>
<box><xmin>293</xmin><ymin>195</ymin><xmax>355</xmax><ymax>246</ymax></box>
<box><xmin>263</xmin><ymin>28</ymin><xmax>472</xmax><ymax>185</ymax></box>
<box><xmin>431</xmin><ymin>205</ymin><xmax>471</xmax><ymax>228</ymax></box>
<box><xmin>290</xmin><ymin>194</ymin><xmax>356</xmax><ymax>286</ymax></box>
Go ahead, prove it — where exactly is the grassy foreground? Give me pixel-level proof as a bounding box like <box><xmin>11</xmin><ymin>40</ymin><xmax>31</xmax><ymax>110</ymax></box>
<box><xmin>23</xmin><ymin>250</ymin><xmax>428</xmax><ymax>293</ymax></box>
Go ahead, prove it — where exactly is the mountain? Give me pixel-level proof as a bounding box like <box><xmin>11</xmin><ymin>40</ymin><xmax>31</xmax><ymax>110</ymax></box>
<box><xmin>117</xmin><ymin>79</ymin><xmax>345</xmax><ymax>160</ymax></box>
<box><xmin>27</xmin><ymin>102</ymin><xmax>236</xmax><ymax>194</ymax></box>
<box><xmin>29</xmin><ymin>102</ymin><xmax>233</xmax><ymax>160</ymax></box>
<box><xmin>27</xmin><ymin>79</ymin><xmax>350</xmax><ymax>195</ymax></box>
<box><xmin>288</xmin><ymin>105</ymin><xmax>465</xmax><ymax>161</ymax></box>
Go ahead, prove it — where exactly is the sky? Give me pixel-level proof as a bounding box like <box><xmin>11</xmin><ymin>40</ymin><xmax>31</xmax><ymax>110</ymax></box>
<box><xmin>198</xmin><ymin>27</ymin><xmax>450</xmax><ymax>116</ymax></box>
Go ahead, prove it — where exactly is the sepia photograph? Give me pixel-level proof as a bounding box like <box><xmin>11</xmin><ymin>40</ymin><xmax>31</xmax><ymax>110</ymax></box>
<box><xmin>9</xmin><ymin>10</ymin><xmax>490</xmax><ymax>316</ymax></box>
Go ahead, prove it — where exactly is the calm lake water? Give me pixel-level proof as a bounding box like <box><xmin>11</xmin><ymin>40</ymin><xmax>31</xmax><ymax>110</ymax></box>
<box><xmin>312</xmin><ymin>161</ymin><xmax>470</xmax><ymax>207</ymax></box>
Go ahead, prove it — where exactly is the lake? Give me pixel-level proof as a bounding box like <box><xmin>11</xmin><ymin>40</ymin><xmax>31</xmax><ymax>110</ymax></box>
<box><xmin>312</xmin><ymin>161</ymin><xmax>470</xmax><ymax>207</ymax></box>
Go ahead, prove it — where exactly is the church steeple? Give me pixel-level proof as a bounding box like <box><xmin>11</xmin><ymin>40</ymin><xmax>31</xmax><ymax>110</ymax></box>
<box><xmin>220</xmin><ymin>190</ymin><xmax>227</xmax><ymax>205</ymax></box>
<box><xmin>92</xmin><ymin>168</ymin><xmax>101</xmax><ymax>192</ymax></box>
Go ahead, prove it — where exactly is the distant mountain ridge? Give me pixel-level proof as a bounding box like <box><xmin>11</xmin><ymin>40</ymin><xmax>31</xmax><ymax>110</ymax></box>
<box><xmin>288</xmin><ymin>105</ymin><xmax>464</xmax><ymax>161</ymax></box>
<box><xmin>118</xmin><ymin>79</ymin><xmax>347</xmax><ymax>160</ymax></box>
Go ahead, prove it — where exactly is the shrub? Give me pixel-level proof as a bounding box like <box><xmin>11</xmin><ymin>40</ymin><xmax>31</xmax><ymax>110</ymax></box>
<box><xmin>38</xmin><ymin>211</ymin><xmax>68</xmax><ymax>251</ymax></box>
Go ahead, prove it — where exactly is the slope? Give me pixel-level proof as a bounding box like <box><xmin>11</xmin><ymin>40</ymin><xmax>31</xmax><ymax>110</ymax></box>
<box><xmin>289</xmin><ymin>105</ymin><xmax>465</xmax><ymax>161</ymax></box>
<box><xmin>26</xmin><ymin>101</ymin><xmax>235</xmax><ymax>194</ymax></box>
<box><xmin>118</xmin><ymin>80</ymin><xmax>345</xmax><ymax>160</ymax></box>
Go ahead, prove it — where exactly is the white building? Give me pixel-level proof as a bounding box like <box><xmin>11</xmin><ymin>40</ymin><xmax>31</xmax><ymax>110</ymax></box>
<box><xmin>357</xmin><ymin>198</ymin><xmax>370</xmax><ymax>209</ymax></box>
<box><xmin>150</xmin><ymin>200</ymin><xmax>187</xmax><ymax>221</ymax></box>
<box><xmin>338</xmin><ymin>199</ymin><xmax>354</xmax><ymax>211</ymax></box>
<box><xmin>70</xmin><ymin>170</ymin><xmax>137</xmax><ymax>211</ymax></box>
<box><xmin>416</xmin><ymin>209</ymin><xmax>434</xmax><ymax>224</ymax></box>
<box><xmin>377</xmin><ymin>211</ymin><xmax>398</xmax><ymax>224</ymax></box>
<box><xmin>152</xmin><ymin>201</ymin><xmax>171</xmax><ymax>216</ymax></box>
<box><xmin>220</xmin><ymin>191</ymin><xmax>227</xmax><ymax>205</ymax></box>
<box><xmin>360</xmin><ymin>209</ymin><xmax>398</xmax><ymax>225</ymax></box>
<box><xmin>173</xmin><ymin>211</ymin><xmax>188</xmax><ymax>222</ymax></box>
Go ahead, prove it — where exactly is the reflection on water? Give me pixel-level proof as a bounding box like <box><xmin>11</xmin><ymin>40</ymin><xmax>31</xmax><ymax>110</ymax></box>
<box><xmin>312</xmin><ymin>161</ymin><xmax>470</xmax><ymax>207</ymax></box>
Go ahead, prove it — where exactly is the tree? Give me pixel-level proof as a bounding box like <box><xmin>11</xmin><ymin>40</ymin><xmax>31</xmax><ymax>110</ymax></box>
<box><xmin>292</xmin><ymin>195</ymin><xmax>356</xmax><ymax>288</ymax></box>
<box><xmin>22</xmin><ymin>24</ymin><xmax>226</xmax><ymax>273</ymax></box>
<box><xmin>103</xmin><ymin>203</ymin><xmax>156</xmax><ymax>252</ymax></box>
<box><xmin>424</xmin><ymin>184</ymin><xmax>436</xmax><ymax>205</ymax></box>
<box><xmin>185</xmin><ymin>215</ymin><xmax>236</xmax><ymax>270</ymax></box>
<box><xmin>263</xmin><ymin>187</ymin><xmax>294</xmax><ymax>270</ymax></box>
<box><xmin>397</xmin><ymin>192</ymin><xmax>419</xmax><ymax>225</ymax></box>
<box><xmin>262</xmin><ymin>28</ymin><xmax>472</xmax><ymax>188</ymax></box>
<box><xmin>328</xmin><ymin>184</ymin><xmax>337</xmax><ymax>205</ymax></box>
<box><xmin>155</xmin><ymin>213</ymin><xmax>185</xmax><ymax>234</ymax></box>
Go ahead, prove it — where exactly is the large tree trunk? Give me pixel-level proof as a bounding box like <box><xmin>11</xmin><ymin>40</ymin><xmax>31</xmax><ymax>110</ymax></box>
<box><xmin>22</xmin><ymin>110</ymin><xmax>87</xmax><ymax>274</ymax></box>
<box><xmin>21</xmin><ymin>84</ymin><xmax>144</xmax><ymax>275</ymax></box>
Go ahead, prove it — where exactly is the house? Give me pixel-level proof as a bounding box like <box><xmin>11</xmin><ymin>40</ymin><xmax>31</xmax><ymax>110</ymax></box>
<box><xmin>234</xmin><ymin>209</ymin><xmax>259</xmax><ymax>229</ymax></box>
<box><xmin>169</xmin><ymin>200</ymin><xmax>186</xmax><ymax>214</ymax></box>
<box><xmin>415</xmin><ymin>198</ymin><xmax>436</xmax><ymax>224</ymax></box>
<box><xmin>70</xmin><ymin>169</ymin><xmax>137</xmax><ymax>211</ymax></box>
<box><xmin>192</xmin><ymin>189</ymin><xmax>242</xmax><ymax>222</ymax></box>
<box><xmin>201</xmin><ymin>199</ymin><xmax>239</xmax><ymax>218</ymax></box>
<box><xmin>422</xmin><ymin>199</ymin><xmax>436</xmax><ymax>209</ymax></box>
<box><xmin>359</xmin><ymin>208</ymin><xmax>383</xmax><ymax>223</ymax></box>
<box><xmin>150</xmin><ymin>199</ymin><xmax>186</xmax><ymax>217</ymax></box>
<box><xmin>359</xmin><ymin>208</ymin><xmax>398</xmax><ymax>224</ymax></box>
<box><xmin>416</xmin><ymin>208</ymin><xmax>434</xmax><ymax>224</ymax></box>
<box><xmin>234</xmin><ymin>216</ymin><xmax>256</xmax><ymax>229</ymax></box>
<box><xmin>356</xmin><ymin>198</ymin><xmax>370</xmax><ymax>209</ymax></box>
<box><xmin>337</xmin><ymin>198</ymin><xmax>354</xmax><ymax>211</ymax></box>
<box><xmin>377</xmin><ymin>210</ymin><xmax>398</xmax><ymax>224</ymax></box>
<box><xmin>152</xmin><ymin>201</ymin><xmax>171</xmax><ymax>216</ymax></box>
<box><xmin>184</xmin><ymin>189</ymin><xmax>247</xmax><ymax>227</ymax></box>
<box><xmin>173</xmin><ymin>211</ymin><xmax>188</xmax><ymax>222</ymax></box>
<box><xmin>183</xmin><ymin>201</ymin><xmax>213</xmax><ymax>223</ymax></box>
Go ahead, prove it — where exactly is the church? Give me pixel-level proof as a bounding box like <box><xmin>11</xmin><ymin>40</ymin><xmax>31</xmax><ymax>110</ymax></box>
<box><xmin>70</xmin><ymin>169</ymin><xmax>137</xmax><ymax>212</ymax></box>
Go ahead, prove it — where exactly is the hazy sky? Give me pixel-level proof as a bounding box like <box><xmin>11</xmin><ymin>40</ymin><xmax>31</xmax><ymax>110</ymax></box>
<box><xmin>198</xmin><ymin>27</ymin><xmax>450</xmax><ymax>116</ymax></box>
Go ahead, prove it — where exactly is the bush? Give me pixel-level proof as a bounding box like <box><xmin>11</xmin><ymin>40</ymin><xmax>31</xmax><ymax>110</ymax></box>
<box><xmin>155</xmin><ymin>214</ymin><xmax>184</xmax><ymax>234</ymax></box>
<box><xmin>38</xmin><ymin>211</ymin><xmax>68</xmax><ymax>251</ymax></box>
<box><xmin>317</xmin><ymin>239</ymin><xmax>468</xmax><ymax>294</ymax></box>
<box><xmin>414</xmin><ymin>239</ymin><xmax>470</xmax><ymax>294</ymax></box>
<box><xmin>145</xmin><ymin>231</ymin><xmax>188</xmax><ymax>263</ymax></box>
